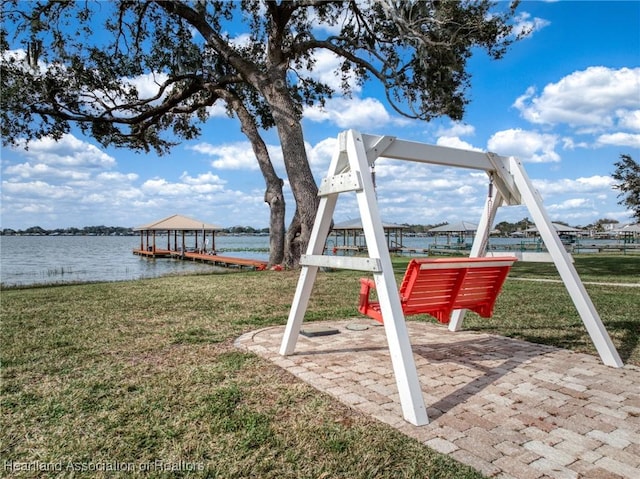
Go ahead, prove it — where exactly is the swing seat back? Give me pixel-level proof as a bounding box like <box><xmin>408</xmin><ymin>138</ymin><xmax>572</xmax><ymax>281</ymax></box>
<box><xmin>358</xmin><ymin>257</ymin><xmax>517</xmax><ymax>324</ymax></box>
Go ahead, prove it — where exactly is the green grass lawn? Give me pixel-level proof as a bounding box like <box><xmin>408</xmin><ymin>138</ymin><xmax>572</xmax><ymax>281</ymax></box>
<box><xmin>1</xmin><ymin>255</ymin><xmax>638</xmax><ymax>478</ymax></box>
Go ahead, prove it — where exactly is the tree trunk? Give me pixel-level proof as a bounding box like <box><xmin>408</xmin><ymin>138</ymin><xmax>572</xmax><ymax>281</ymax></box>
<box><xmin>284</xmin><ymin>207</ymin><xmax>302</xmax><ymax>268</ymax></box>
<box><xmin>264</xmin><ymin>81</ymin><xmax>319</xmax><ymax>268</ymax></box>
<box><xmin>264</xmin><ymin>179</ymin><xmax>286</xmax><ymax>266</ymax></box>
<box><xmin>217</xmin><ymin>88</ymin><xmax>285</xmax><ymax>266</ymax></box>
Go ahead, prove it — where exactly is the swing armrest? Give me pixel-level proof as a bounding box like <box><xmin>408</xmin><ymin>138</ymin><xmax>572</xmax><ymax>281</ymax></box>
<box><xmin>359</xmin><ymin>278</ymin><xmax>376</xmax><ymax>305</ymax></box>
<box><xmin>358</xmin><ymin>278</ymin><xmax>383</xmax><ymax>323</ymax></box>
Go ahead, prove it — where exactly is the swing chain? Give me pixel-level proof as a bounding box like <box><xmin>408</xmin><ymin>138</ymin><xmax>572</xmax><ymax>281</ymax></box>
<box><xmin>488</xmin><ymin>173</ymin><xmax>494</xmax><ymax>200</ymax></box>
<box><xmin>370</xmin><ymin>162</ymin><xmax>377</xmax><ymax>199</ymax></box>
<box><xmin>478</xmin><ymin>174</ymin><xmax>496</xmax><ymax>256</ymax></box>
<box><xmin>487</xmin><ymin>174</ymin><xmax>497</xmax><ymax>227</ymax></box>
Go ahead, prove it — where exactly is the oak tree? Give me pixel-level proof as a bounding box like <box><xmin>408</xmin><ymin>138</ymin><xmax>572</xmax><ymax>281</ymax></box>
<box><xmin>1</xmin><ymin>0</ymin><xmax>522</xmax><ymax>266</ymax></box>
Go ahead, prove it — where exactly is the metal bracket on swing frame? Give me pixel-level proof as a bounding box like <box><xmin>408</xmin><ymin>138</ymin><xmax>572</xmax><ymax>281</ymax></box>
<box><xmin>318</xmin><ymin>171</ymin><xmax>362</xmax><ymax>196</ymax></box>
<box><xmin>312</xmin><ymin>170</ymin><xmax>380</xmax><ymax>271</ymax></box>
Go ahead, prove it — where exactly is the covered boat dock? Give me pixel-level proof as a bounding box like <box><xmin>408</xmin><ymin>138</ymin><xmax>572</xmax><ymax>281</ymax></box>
<box><xmin>133</xmin><ymin>214</ymin><xmax>267</xmax><ymax>270</ymax></box>
<box><xmin>328</xmin><ymin>219</ymin><xmax>408</xmax><ymax>254</ymax></box>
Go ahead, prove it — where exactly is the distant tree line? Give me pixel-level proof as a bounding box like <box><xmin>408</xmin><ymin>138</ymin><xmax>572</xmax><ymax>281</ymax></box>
<box><xmin>225</xmin><ymin>226</ymin><xmax>270</xmax><ymax>235</ymax></box>
<box><xmin>1</xmin><ymin>226</ymin><xmax>136</xmax><ymax>236</ymax></box>
<box><xmin>1</xmin><ymin>218</ymin><xmax>625</xmax><ymax>237</ymax></box>
<box><xmin>0</xmin><ymin>225</ymin><xmax>271</xmax><ymax>236</ymax></box>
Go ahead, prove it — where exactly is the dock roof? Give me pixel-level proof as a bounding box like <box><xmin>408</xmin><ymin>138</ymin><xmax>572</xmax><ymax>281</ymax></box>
<box><xmin>134</xmin><ymin>214</ymin><xmax>222</xmax><ymax>232</ymax></box>
<box><xmin>332</xmin><ymin>219</ymin><xmax>408</xmax><ymax>230</ymax></box>
<box><xmin>523</xmin><ymin>223</ymin><xmax>584</xmax><ymax>233</ymax></box>
<box><xmin>429</xmin><ymin>221</ymin><xmax>478</xmax><ymax>233</ymax></box>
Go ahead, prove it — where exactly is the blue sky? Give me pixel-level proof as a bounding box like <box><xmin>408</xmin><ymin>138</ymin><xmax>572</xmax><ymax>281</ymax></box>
<box><xmin>1</xmin><ymin>1</ymin><xmax>639</xmax><ymax>230</ymax></box>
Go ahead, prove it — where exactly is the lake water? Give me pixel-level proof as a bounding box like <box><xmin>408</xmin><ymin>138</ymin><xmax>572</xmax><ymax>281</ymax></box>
<box><xmin>0</xmin><ymin>234</ymin><xmax>626</xmax><ymax>287</ymax></box>
<box><xmin>0</xmin><ymin>235</ymin><xmax>270</xmax><ymax>287</ymax></box>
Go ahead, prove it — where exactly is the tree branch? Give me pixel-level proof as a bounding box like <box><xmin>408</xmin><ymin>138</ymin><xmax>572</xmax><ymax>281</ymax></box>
<box><xmin>154</xmin><ymin>0</ymin><xmax>264</xmax><ymax>86</ymax></box>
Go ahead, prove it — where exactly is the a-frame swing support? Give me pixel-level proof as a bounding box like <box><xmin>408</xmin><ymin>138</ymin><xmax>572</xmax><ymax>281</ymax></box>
<box><xmin>280</xmin><ymin>129</ymin><xmax>623</xmax><ymax>427</ymax></box>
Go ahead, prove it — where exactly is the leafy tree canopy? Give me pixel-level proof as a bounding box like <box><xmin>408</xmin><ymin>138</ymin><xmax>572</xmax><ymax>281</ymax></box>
<box><xmin>1</xmin><ymin>0</ymin><xmax>521</xmax><ymax>153</ymax></box>
<box><xmin>612</xmin><ymin>154</ymin><xmax>640</xmax><ymax>222</ymax></box>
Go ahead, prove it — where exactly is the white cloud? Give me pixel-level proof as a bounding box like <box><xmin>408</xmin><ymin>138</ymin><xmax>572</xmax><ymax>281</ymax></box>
<box><xmin>126</xmin><ymin>184</ymin><xmax>270</xmax><ymax>229</ymax></box>
<box><xmin>596</xmin><ymin>132</ymin><xmax>640</xmax><ymax>148</ymax></box>
<box><xmin>188</xmin><ymin>141</ymin><xmax>260</xmax><ymax>170</ymax></box>
<box><xmin>299</xmin><ymin>49</ymin><xmax>362</xmax><ymax>93</ymax></box>
<box><xmin>543</xmin><ymin>198</ymin><xmax>604</xmax><ymax>223</ymax></box>
<box><xmin>514</xmin><ymin>67</ymin><xmax>640</xmax><ymax>128</ymax></box>
<box><xmin>1</xmin><ymin>133</ymin><xmax>274</xmax><ymax>228</ymax></box>
<box><xmin>561</xmin><ymin>137</ymin><xmax>590</xmax><ymax>150</ymax></box>
<box><xmin>436</xmin><ymin>136</ymin><xmax>483</xmax><ymax>151</ymax></box>
<box><xmin>306</xmin><ymin>137</ymin><xmax>337</xmax><ymax>172</ymax></box>
<box><xmin>2</xmin><ymin>48</ymin><xmax>49</xmax><ymax>73</ymax></box>
<box><xmin>141</xmin><ymin>172</ymin><xmax>226</xmax><ymax>198</ymax></box>
<box><xmin>17</xmin><ymin>203</ymin><xmax>55</xmax><ymax>214</ymax></box>
<box><xmin>141</xmin><ymin>178</ymin><xmax>192</xmax><ymax>196</ymax></box>
<box><xmin>96</xmin><ymin>172</ymin><xmax>139</xmax><ymax>182</ymax></box>
<box><xmin>547</xmin><ymin>198</ymin><xmax>593</xmax><ymax>211</ymax></box>
<box><xmin>304</xmin><ymin>96</ymin><xmax>411</xmax><ymax>130</ymax></box>
<box><xmin>366</xmin><ymin>161</ymin><xmax>488</xmax><ymax>224</ymax></box>
<box><xmin>433</xmin><ymin>121</ymin><xmax>483</xmax><ymax>152</ymax></box>
<box><xmin>113</xmin><ymin>187</ymin><xmax>144</xmax><ymax>201</ymax></box>
<box><xmin>436</xmin><ymin>122</ymin><xmax>475</xmax><ymax>138</ymax></box>
<box><xmin>533</xmin><ymin>175</ymin><xmax>614</xmax><ymax>196</ymax></box>
<box><xmin>616</xmin><ymin>109</ymin><xmax>640</xmax><ymax>131</ymax></box>
<box><xmin>2</xmin><ymin>48</ymin><xmax>26</xmax><ymax>63</ymax></box>
<box><xmin>512</xmin><ymin>12</ymin><xmax>551</xmax><ymax>38</ymax></box>
<box><xmin>0</xmin><ymin>133</ymin><xmax>154</xmax><ymax>227</ymax></box>
<box><xmin>14</xmin><ymin>134</ymin><xmax>116</xmax><ymax>169</ymax></box>
<box><xmin>206</xmin><ymin>101</ymin><xmax>229</xmax><ymax>118</ymax></box>
<box><xmin>1</xmin><ymin>180</ymin><xmax>76</xmax><ymax>199</ymax></box>
<box><xmin>0</xmin><ymin>134</ymin><xmax>133</xmax><ymax>224</ymax></box>
<box><xmin>140</xmin><ymin>171</ymin><xmax>230</xmax><ymax>201</ymax></box>
<box><xmin>126</xmin><ymin>72</ymin><xmax>169</xmax><ymax>99</ymax></box>
<box><xmin>179</xmin><ymin>172</ymin><xmax>226</xmax><ymax>194</ymax></box>
<box><xmin>308</xmin><ymin>8</ymin><xmax>350</xmax><ymax>35</ymax></box>
<box><xmin>4</xmin><ymin>162</ymin><xmax>92</xmax><ymax>180</ymax></box>
<box><xmin>179</xmin><ymin>171</ymin><xmax>225</xmax><ymax>186</ymax></box>
<box><xmin>487</xmin><ymin>129</ymin><xmax>560</xmax><ymax>163</ymax></box>
<box><xmin>80</xmin><ymin>193</ymin><xmax>109</xmax><ymax>204</ymax></box>
<box><xmin>231</xmin><ymin>33</ymin><xmax>254</xmax><ymax>49</ymax></box>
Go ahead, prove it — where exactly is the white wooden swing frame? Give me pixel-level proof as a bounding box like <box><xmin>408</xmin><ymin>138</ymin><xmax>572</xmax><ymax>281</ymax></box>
<box><xmin>279</xmin><ymin>129</ymin><xmax>623</xmax><ymax>426</ymax></box>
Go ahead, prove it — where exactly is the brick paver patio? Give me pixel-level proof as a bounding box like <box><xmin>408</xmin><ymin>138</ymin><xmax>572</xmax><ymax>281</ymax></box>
<box><xmin>235</xmin><ymin>319</ymin><xmax>640</xmax><ymax>479</ymax></box>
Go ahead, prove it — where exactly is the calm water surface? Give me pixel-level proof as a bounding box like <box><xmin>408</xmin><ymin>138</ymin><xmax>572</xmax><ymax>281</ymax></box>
<box><xmin>1</xmin><ymin>234</ymin><xmax>622</xmax><ymax>287</ymax></box>
<box><xmin>0</xmin><ymin>235</ymin><xmax>270</xmax><ymax>287</ymax></box>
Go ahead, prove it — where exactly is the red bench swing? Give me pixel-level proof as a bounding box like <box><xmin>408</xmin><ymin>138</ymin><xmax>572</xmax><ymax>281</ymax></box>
<box><xmin>358</xmin><ymin>256</ymin><xmax>517</xmax><ymax>324</ymax></box>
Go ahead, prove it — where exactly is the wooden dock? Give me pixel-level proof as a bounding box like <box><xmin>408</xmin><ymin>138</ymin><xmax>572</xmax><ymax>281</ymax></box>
<box><xmin>133</xmin><ymin>249</ymin><xmax>267</xmax><ymax>270</ymax></box>
<box><xmin>132</xmin><ymin>248</ymin><xmax>172</xmax><ymax>258</ymax></box>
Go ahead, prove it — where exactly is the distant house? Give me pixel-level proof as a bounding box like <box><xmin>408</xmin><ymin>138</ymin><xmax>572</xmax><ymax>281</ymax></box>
<box><xmin>602</xmin><ymin>222</ymin><xmax>620</xmax><ymax>232</ymax></box>
<box><xmin>610</xmin><ymin>223</ymin><xmax>640</xmax><ymax>242</ymax></box>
